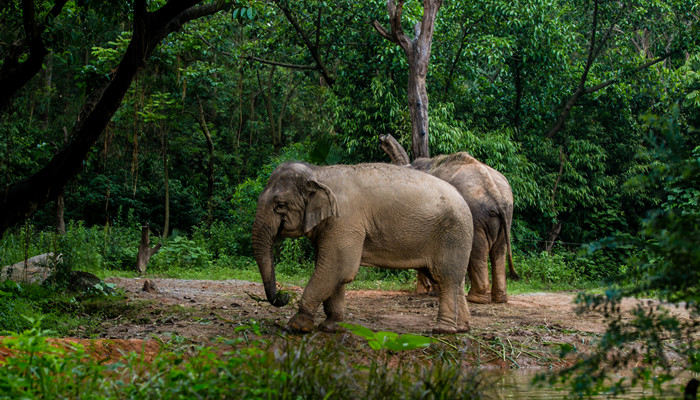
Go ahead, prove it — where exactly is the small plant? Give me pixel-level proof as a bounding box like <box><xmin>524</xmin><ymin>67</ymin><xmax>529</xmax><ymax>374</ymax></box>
<box><xmin>151</xmin><ymin>235</ymin><xmax>213</xmax><ymax>271</ymax></box>
<box><xmin>341</xmin><ymin>323</ymin><xmax>435</xmax><ymax>352</ymax></box>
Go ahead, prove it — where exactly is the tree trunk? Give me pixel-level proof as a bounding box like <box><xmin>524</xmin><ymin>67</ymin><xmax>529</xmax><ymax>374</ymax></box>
<box><xmin>55</xmin><ymin>194</ymin><xmax>66</xmax><ymax>235</ymax></box>
<box><xmin>407</xmin><ymin>62</ymin><xmax>430</xmax><ymax>159</ymax></box>
<box><xmin>545</xmin><ymin>147</ymin><xmax>566</xmax><ymax>252</ymax></box>
<box><xmin>544</xmin><ymin>222</ymin><xmax>562</xmax><ymax>253</ymax></box>
<box><xmin>195</xmin><ymin>97</ymin><xmax>215</xmax><ymax>227</ymax></box>
<box><xmin>372</xmin><ymin>0</ymin><xmax>442</xmax><ymax>160</ymax></box>
<box><xmin>136</xmin><ymin>223</ymin><xmax>161</xmax><ymax>275</ymax></box>
<box><xmin>378</xmin><ymin>133</ymin><xmax>410</xmax><ymax>165</ymax></box>
<box><xmin>162</xmin><ymin>131</ymin><xmax>170</xmax><ymax>240</ymax></box>
<box><xmin>55</xmin><ymin>126</ymin><xmax>69</xmax><ymax>235</ymax></box>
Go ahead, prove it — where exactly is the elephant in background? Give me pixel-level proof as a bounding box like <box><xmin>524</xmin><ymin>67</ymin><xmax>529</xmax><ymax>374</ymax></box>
<box><xmin>380</xmin><ymin>134</ymin><xmax>519</xmax><ymax>304</ymax></box>
<box><xmin>251</xmin><ymin>162</ymin><xmax>474</xmax><ymax>334</ymax></box>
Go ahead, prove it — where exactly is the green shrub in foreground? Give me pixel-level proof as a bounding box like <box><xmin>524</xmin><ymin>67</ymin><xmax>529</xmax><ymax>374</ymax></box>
<box><xmin>0</xmin><ymin>322</ymin><xmax>490</xmax><ymax>400</ymax></box>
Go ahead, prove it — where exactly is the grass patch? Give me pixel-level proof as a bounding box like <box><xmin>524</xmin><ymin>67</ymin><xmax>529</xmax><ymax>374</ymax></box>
<box><xmin>0</xmin><ymin>280</ymin><xmax>147</xmax><ymax>337</ymax></box>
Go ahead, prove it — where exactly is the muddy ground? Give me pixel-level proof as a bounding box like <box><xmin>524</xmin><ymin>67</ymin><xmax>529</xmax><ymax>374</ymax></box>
<box><xmin>1</xmin><ymin>277</ymin><xmax>692</xmax><ymax>368</ymax></box>
<box><xmin>77</xmin><ymin>277</ymin><xmax>686</xmax><ymax>368</ymax></box>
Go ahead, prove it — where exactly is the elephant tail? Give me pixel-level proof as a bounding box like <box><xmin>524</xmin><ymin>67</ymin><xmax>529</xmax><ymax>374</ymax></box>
<box><xmin>503</xmin><ymin>215</ymin><xmax>520</xmax><ymax>281</ymax></box>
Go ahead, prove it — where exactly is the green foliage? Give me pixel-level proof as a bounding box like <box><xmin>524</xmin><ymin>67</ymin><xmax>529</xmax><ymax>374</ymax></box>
<box><xmin>341</xmin><ymin>323</ymin><xmax>435</xmax><ymax>352</ymax></box>
<box><xmin>276</xmin><ymin>237</ymin><xmax>314</xmax><ymax>276</ymax></box>
<box><xmin>151</xmin><ymin>235</ymin><xmax>213</xmax><ymax>271</ymax></box>
<box><xmin>548</xmin><ymin>109</ymin><xmax>700</xmax><ymax>398</ymax></box>
<box><xmin>229</xmin><ymin>175</ymin><xmax>265</xmax><ymax>257</ymax></box>
<box><xmin>0</xmin><ymin>282</ymin><xmax>39</xmax><ymax>334</ymax></box>
<box><xmin>0</xmin><ymin>320</ymin><xmax>101</xmax><ymax>399</ymax></box>
<box><xmin>0</xmin><ymin>278</ymin><xmax>130</xmax><ymax>337</ymax></box>
<box><xmin>515</xmin><ymin>251</ymin><xmax>578</xmax><ymax>288</ymax></box>
<box><xmin>0</xmin><ymin>323</ymin><xmax>488</xmax><ymax>400</ymax></box>
<box><xmin>327</xmin><ymin>76</ymin><xmax>411</xmax><ymax>162</ymax></box>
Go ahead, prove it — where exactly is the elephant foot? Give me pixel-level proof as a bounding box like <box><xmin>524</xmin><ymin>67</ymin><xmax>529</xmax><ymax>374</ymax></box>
<box><xmin>467</xmin><ymin>291</ymin><xmax>492</xmax><ymax>304</ymax></box>
<box><xmin>433</xmin><ymin>323</ymin><xmax>469</xmax><ymax>334</ymax></box>
<box><xmin>287</xmin><ymin>313</ymin><xmax>315</xmax><ymax>333</ymax></box>
<box><xmin>456</xmin><ymin>320</ymin><xmax>471</xmax><ymax>332</ymax></box>
<box><xmin>318</xmin><ymin>319</ymin><xmax>343</xmax><ymax>333</ymax></box>
<box><xmin>432</xmin><ymin>324</ymin><xmax>458</xmax><ymax>335</ymax></box>
<box><xmin>492</xmin><ymin>294</ymin><xmax>508</xmax><ymax>303</ymax></box>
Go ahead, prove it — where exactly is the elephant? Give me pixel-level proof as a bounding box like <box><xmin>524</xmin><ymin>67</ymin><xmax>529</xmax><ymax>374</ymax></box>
<box><xmin>251</xmin><ymin>162</ymin><xmax>474</xmax><ymax>334</ymax></box>
<box><xmin>379</xmin><ymin>134</ymin><xmax>519</xmax><ymax>304</ymax></box>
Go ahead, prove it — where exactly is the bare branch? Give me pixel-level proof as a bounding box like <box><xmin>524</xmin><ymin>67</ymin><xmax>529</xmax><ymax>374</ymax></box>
<box><xmin>582</xmin><ymin>53</ymin><xmax>674</xmax><ymax>95</ymax></box>
<box><xmin>371</xmin><ymin>20</ymin><xmax>395</xmax><ymax>42</ymax></box>
<box><xmin>273</xmin><ymin>0</ymin><xmax>335</xmax><ymax>86</ymax></box>
<box><xmin>243</xmin><ymin>55</ymin><xmax>317</xmax><ymax>70</ymax></box>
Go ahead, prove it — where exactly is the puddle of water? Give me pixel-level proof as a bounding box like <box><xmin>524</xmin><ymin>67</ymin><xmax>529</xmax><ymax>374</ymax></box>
<box><xmin>487</xmin><ymin>369</ymin><xmax>690</xmax><ymax>399</ymax></box>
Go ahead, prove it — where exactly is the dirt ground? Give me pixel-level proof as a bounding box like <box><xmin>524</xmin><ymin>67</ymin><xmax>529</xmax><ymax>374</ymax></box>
<box><xmin>102</xmin><ymin>277</ymin><xmax>689</xmax><ymax>336</ymax></box>
<box><xmin>2</xmin><ymin>277</ymin><xmax>693</xmax><ymax>368</ymax></box>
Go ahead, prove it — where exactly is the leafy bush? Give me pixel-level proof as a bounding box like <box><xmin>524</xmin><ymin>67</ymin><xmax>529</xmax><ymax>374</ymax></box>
<box><xmin>276</xmin><ymin>238</ymin><xmax>314</xmax><ymax>276</ymax></box>
<box><xmin>0</xmin><ymin>282</ymin><xmax>39</xmax><ymax>333</ymax></box>
<box><xmin>548</xmin><ymin>109</ymin><xmax>700</xmax><ymax>398</ymax></box>
<box><xmin>150</xmin><ymin>235</ymin><xmax>213</xmax><ymax>271</ymax></box>
<box><xmin>192</xmin><ymin>220</ymin><xmax>240</xmax><ymax>258</ymax></box>
<box><xmin>515</xmin><ymin>251</ymin><xmax>579</xmax><ymax>288</ymax></box>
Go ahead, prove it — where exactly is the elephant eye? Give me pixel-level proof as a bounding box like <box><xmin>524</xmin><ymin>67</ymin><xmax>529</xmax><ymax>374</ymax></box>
<box><xmin>275</xmin><ymin>203</ymin><xmax>288</xmax><ymax>212</ymax></box>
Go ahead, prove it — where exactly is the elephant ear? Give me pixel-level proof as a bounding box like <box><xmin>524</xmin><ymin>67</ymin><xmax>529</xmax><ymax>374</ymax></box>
<box><xmin>303</xmin><ymin>180</ymin><xmax>339</xmax><ymax>233</ymax></box>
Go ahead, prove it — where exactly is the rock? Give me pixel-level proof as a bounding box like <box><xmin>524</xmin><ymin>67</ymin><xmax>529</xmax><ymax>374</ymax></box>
<box><xmin>68</xmin><ymin>271</ymin><xmax>113</xmax><ymax>294</ymax></box>
<box><xmin>142</xmin><ymin>280</ymin><xmax>159</xmax><ymax>293</ymax></box>
<box><xmin>0</xmin><ymin>253</ymin><xmax>62</xmax><ymax>284</ymax></box>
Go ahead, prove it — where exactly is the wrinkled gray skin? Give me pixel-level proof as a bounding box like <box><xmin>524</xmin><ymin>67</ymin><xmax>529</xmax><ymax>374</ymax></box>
<box><xmin>252</xmin><ymin>162</ymin><xmax>473</xmax><ymax>334</ymax></box>
<box><xmin>412</xmin><ymin>153</ymin><xmax>518</xmax><ymax>304</ymax></box>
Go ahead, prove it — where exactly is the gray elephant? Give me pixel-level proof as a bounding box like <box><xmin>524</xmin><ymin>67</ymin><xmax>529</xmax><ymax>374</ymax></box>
<box><xmin>380</xmin><ymin>135</ymin><xmax>518</xmax><ymax>304</ymax></box>
<box><xmin>252</xmin><ymin>162</ymin><xmax>473</xmax><ymax>334</ymax></box>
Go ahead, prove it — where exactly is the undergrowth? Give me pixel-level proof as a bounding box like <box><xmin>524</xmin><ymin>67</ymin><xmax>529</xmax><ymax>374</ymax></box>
<box><xmin>0</xmin><ymin>321</ymin><xmax>492</xmax><ymax>400</ymax></box>
<box><xmin>1</xmin><ymin>221</ymin><xmax>615</xmax><ymax>294</ymax></box>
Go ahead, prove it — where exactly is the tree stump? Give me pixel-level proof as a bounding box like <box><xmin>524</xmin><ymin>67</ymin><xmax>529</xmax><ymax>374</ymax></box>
<box><xmin>136</xmin><ymin>223</ymin><xmax>161</xmax><ymax>275</ymax></box>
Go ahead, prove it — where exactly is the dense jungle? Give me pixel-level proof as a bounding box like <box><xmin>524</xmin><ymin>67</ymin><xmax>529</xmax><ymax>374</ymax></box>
<box><xmin>1</xmin><ymin>0</ymin><xmax>698</xmax><ymax>399</ymax></box>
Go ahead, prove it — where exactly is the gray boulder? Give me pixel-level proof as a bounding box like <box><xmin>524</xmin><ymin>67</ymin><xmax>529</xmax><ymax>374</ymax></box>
<box><xmin>1</xmin><ymin>253</ymin><xmax>62</xmax><ymax>284</ymax></box>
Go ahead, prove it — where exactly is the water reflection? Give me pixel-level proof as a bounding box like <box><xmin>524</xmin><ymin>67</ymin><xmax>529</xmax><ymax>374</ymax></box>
<box><xmin>487</xmin><ymin>369</ymin><xmax>687</xmax><ymax>399</ymax></box>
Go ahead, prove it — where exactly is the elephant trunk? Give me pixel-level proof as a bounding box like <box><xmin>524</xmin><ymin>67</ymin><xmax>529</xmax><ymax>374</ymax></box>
<box><xmin>252</xmin><ymin>208</ymin><xmax>290</xmax><ymax>308</ymax></box>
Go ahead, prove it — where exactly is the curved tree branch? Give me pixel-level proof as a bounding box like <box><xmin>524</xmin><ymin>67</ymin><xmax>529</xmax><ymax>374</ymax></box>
<box><xmin>0</xmin><ymin>0</ymin><xmax>69</xmax><ymax>110</ymax></box>
<box><xmin>273</xmin><ymin>0</ymin><xmax>335</xmax><ymax>86</ymax></box>
<box><xmin>1</xmin><ymin>0</ymin><xmax>235</xmax><ymax>234</ymax></box>
<box><xmin>243</xmin><ymin>55</ymin><xmax>317</xmax><ymax>70</ymax></box>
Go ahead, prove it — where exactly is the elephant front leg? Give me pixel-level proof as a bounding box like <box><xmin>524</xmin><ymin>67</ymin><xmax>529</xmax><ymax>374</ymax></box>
<box><xmin>288</xmin><ymin>245</ymin><xmax>361</xmax><ymax>333</ymax></box>
<box><xmin>318</xmin><ymin>285</ymin><xmax>346</xmax><ymax>333</ymax></box>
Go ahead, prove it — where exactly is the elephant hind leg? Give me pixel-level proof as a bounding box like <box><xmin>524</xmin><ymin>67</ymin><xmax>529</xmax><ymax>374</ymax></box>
<box><xmin>432</xmin><ymin>276</ymin><xmax>470</xmax><ymax>334</ymax></box>
<box><xmin>467</xmin><ymin>232</ymin><xmax>491</xmax><ymax>304</ymax></box>
<box><xmin>490</xmin><ymin>232</ymin><xmax>508</xmax><ymax>304</ymax></box>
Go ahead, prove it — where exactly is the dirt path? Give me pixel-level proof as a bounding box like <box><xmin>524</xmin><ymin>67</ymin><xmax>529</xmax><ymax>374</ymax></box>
<box><xmin>104</xmin><ymin>277</ymin><xmax>685</xmax><ymax>337</ymax></box>
<box><xmin>3</xmin><ymin>277</ymin><xmax>690</xmax><ymax>368</ymax></box>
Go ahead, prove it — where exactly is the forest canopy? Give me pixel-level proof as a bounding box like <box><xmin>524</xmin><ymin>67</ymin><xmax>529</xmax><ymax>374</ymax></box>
<box><xmin>1</xmin><ymin>0</ymin><xmax>698</xmax><ymax>259</ymax></box>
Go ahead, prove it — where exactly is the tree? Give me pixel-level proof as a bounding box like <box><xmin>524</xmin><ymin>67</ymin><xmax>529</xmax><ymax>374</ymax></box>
<box><xmin>545</xmin><ymin>0</ymin><xmax>694</xmax><ymax>139</ymax></box>
<box><xmin>0</xmin><ymin>0</ymin><xmax>236</xmax><ymax>235</ymax></box>
<box><xmin>372</xmin><ymin>0</ymin><xmax>442</xmax><ymax>159</ymax></box>
<box><xmin>548</xmin><ymin>107</ymin><xmax>700</xmax><ymax>398</ymax></box>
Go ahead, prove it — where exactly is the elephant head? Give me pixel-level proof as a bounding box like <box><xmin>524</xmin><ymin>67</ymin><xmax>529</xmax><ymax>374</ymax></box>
<box><xmin>251</xmin><ymin>163</ymin><xmax>339</xmax><ymax>307</ymax></box>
